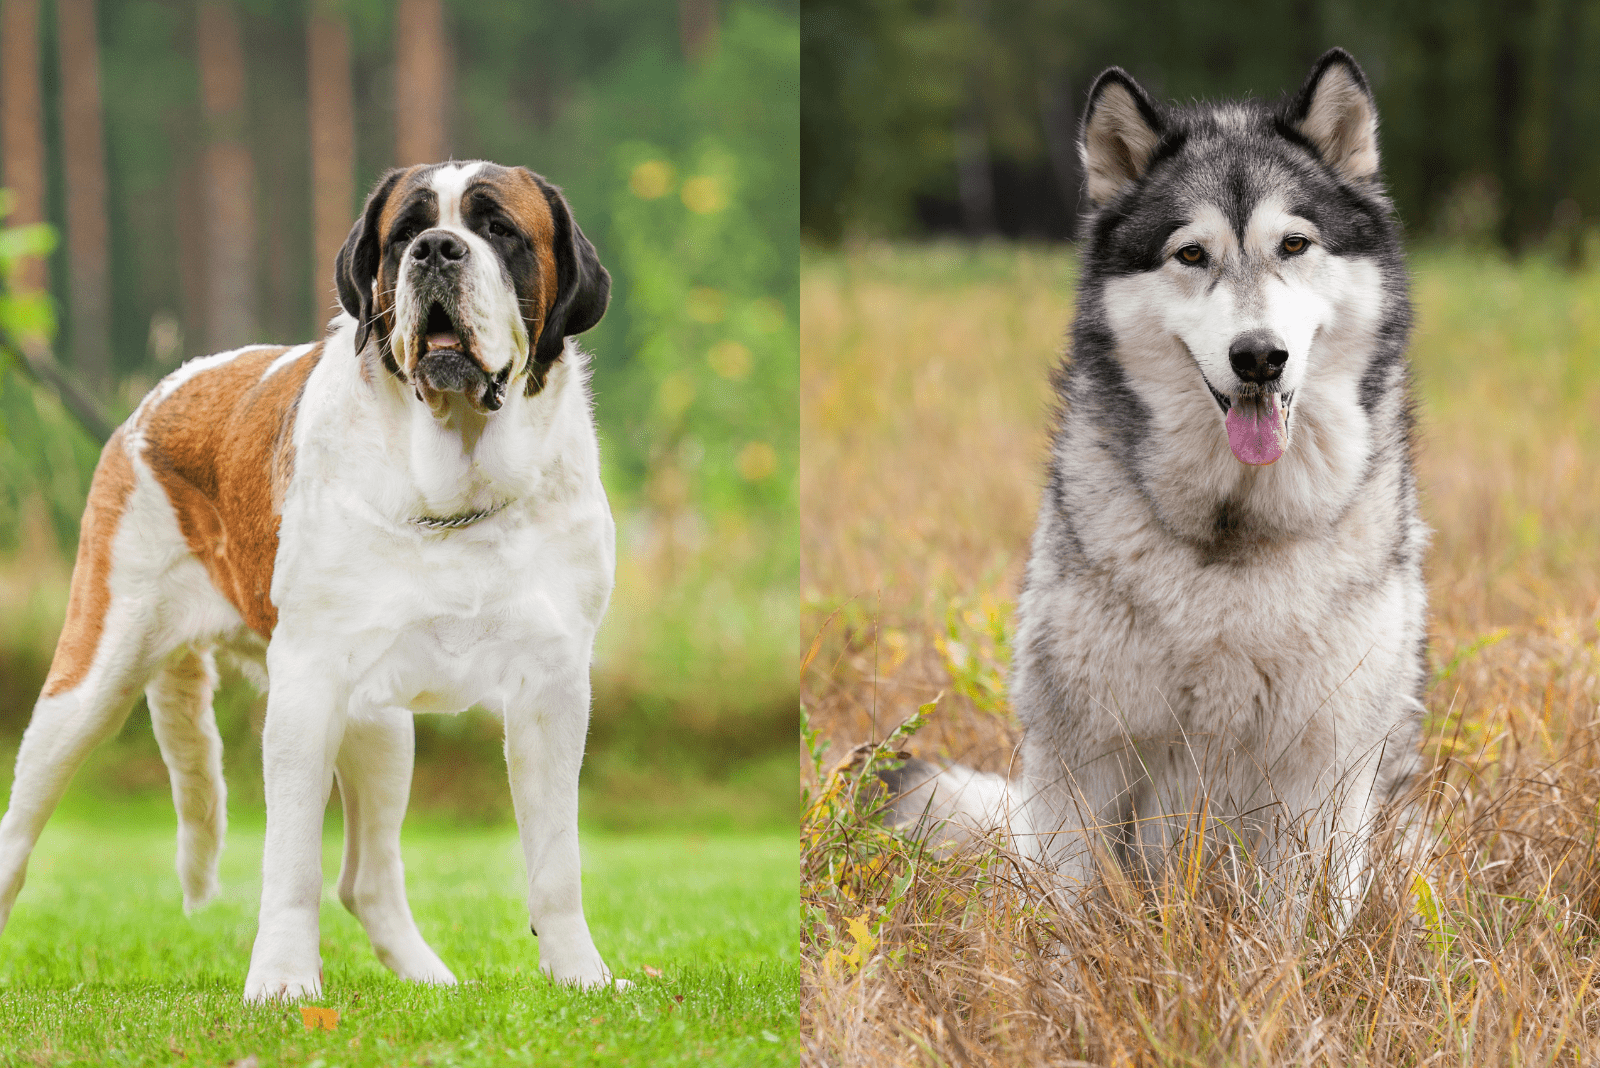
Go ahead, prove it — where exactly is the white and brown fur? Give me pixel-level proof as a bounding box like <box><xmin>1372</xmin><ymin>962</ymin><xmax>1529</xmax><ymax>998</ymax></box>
<box><xmin>885</xmin><ymin>51</ymin><xmax>1427</xmax><ymax>910</ymax></box>
<box><xmin>0</xmin><ymin>161</ymin><xmax>617</xmax><ymax>1002</ymax></box>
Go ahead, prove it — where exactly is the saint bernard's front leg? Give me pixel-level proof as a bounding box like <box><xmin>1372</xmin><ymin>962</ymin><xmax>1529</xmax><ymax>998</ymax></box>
<box><xmin>243</xmin><ymin>640</ymin><xmax>350</xmax><ymax>1003</ymax></box>
<box><xmin>335</xmin><ymin>709</ymin><xmax>456</xmax><ymax>985</ymax></box>
<box><xmin>504</xmin><ymin>661</ymin><xmax>620</xmax><ymax>988</ymax></box>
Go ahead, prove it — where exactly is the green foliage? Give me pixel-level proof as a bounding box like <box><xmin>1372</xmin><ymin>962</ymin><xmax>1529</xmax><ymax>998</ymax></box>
<box><xmin>0</xmin><ymin>367</ymin><xmax>101</xmax><ymax>552</ymax></box>
<box><xmin>471</xmin><ymin>3</ymin><xmax>800</xmax><ymax>519</ymax></box>
<box><xmin>800</xmin><ymin>695</ymin><xmax>937</xmax><ymax>909</ymax></box>
<box><xmin>0</xmin><ymin>196</ymin><xmax>57</xmax><ymax>339</ymax></box>
<box><xmin>934</xmin><ymin>592</ymin><xmax>1011</xmax><ymax>720</ymax></box>
<box><xmin>801</xmin><ymin>0</ymin><xmax>967</xmax><ymax>241</ymax></box>
<box><xmin>803</xmin><ymin>0</ymin><xmax>1600</xmax><ymax>251</ymax></box>
<box><xmin>597</xmin><ymin>19</ymin><xmax>798</xmax><ymax>517</ymax></box>
<box><xmin>2</xmin><ymin>3</ymin><xmax>799</xmax><ymax>787</ymax></box>
<box><xmin>36</xmin><ymin>0</ymin><xmax>799</xmax><ymax>523</ymax></box>
<box><xmin>0</xmin><ymin>197</ymin><xmax>102</xmax><ymax>551</ymax></box>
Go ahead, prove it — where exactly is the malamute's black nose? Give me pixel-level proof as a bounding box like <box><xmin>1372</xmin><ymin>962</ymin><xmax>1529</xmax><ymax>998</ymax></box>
<box><xmin>1228</xmin><ymin>329</ymin><xmax>1289</xmax><ymax>385</ymax></box>
<box><xmin>411</xmin><ymin>231</ymin><xmax>467</xmax><ymax>266</ymax></box>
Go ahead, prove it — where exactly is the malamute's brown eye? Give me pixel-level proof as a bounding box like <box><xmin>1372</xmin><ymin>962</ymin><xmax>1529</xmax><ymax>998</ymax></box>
<box><xmin>1176</xmin><ymin>244</ymin><xmax>1206</xmax><ymax>266</ymax></box>
<box><xmin>1282</xmin><ymin>234</ymin><xmax>1308</xmax><ymax>254</ymax></box>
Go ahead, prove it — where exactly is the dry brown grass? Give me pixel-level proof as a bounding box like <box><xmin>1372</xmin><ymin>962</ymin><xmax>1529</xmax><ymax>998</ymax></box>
<box><xmin>800</xmin><ymin>242</ymin><xmax>1600</xmax><ymax>1065</ymax></box>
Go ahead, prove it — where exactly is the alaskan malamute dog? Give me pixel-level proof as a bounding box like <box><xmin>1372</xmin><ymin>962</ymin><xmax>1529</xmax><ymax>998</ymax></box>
<box><xmin>888</xmin><ymin>49</ymin><xmax>1426</xmax><ymax>904</ymax></box>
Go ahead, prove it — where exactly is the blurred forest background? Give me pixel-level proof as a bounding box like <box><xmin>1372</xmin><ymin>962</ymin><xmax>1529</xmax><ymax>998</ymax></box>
<box><xmin>0</xmin><ymin>0</ymin><xmax>798</xmax><ymax>831</ymax></box>
<box><xmin>803</xmin><ymin>0</ymin><xmax>1600</xmax><ymax>253</ymax></box>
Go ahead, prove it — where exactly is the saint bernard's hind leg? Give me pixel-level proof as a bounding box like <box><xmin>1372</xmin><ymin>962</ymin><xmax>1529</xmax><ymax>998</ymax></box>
<box><xmin>334</xmin><ymin>710</ymin><xmax>456</xmax><ymax>985</ymax></box>
<box><xmin>147</xmin><ymin>646</ymin><xmax>228</xmax><ymax>911</ymax></box>
<box><xmin>0</xmin><ymin>600</ymin><xmax>163</xmax><ymax>934</ymax></box>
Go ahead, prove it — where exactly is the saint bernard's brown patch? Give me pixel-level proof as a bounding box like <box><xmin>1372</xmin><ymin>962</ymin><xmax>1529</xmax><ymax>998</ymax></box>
<box><xmin>373</xmin><ymin>164</ymin><xmax>428</xmax><ymax>250</ymax></box>
<box><xmin>138</xmin><ymin>343</ymin><xmax>324</xmax><ymax>636</ymax></box>
<box><xmin>496</xmin><ymin>168</ymin><xmax>559</xmax><ymax>338</ymax></box>
<box><xmin>42</xmin><ymin>427</ymin><xmax>137</xmax><ymax>697</ymax></box>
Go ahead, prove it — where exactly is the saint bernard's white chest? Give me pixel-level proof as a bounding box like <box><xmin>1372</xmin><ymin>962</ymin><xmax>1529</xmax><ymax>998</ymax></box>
<box><xmin>256</xmin><ymin>320</ymin><xmax>616</xmax><ymax>720</ymax></box>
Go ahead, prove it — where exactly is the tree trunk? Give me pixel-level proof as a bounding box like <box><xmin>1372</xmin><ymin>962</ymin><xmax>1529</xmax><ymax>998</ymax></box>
<box><xmin>307</xmin><ymin>6</ymin><xmax>353</xmax><ymax>325</ymax></box>
<box><xmin>1490</xmin><ymin>5</ymin><xmax>1532</xmax><ymax>255</ymax></box>
<box><xmin>954</xmin><ymin>0</ymin><xmax>994</xmax><ymax>237</ymax></box>
<box><xmin>678</xmin><ymin>0</ymin><xmax>719</xmax><ymax>62</ymax></box>
<box><xmin>394</xmin><ymin>0</ymin><xmax>446</xmax><ymax>165</ymax></box>
<box><xmin>55</xmin><ymin>0</ymin><xmax>113</xmax><ymax>389</ymax></box>
<box><xmin>956</xmin><ymin>101</ymin><xmax>995</xmax><ymax>237</ymax></box>
<box><xmin>0</xmin><ymin>0</ymin><xmax>47</xmax><ymax>296</ymax></box>
<box><xmin>1546</xmin><ymin>0</ymin><xmax>1580</xmax><ymax>212</ymax></box>
<box><xmin>197</xmin><ymin>0</ymin><xmax>257</xmax><ymax>351</ymax></box>
<box><xmin>175</xmin><ymin>154</ymin><xmax>207</xmax><ymax>351</ymax></box>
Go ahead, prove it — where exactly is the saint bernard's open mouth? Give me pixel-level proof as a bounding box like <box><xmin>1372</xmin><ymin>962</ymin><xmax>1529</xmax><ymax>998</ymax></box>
<box><xmin>419</xmin><ymin>302</ymin><xmax>473</xmax><ymax>366</ymax></box>
<box><xmin>1203</xmin><ymin>379</ymin><xmax>1295</xmax><ymax>466</ymax></box>
<box><xmin>413</xmin><ymin>302</ymin><xmax>506</xmax><ymax>412</ymax></box>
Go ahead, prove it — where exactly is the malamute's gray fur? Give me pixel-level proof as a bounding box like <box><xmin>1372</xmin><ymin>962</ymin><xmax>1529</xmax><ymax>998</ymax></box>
<box><xmin>892</xmin><ymin>49</ymin><xmax>1427</xmax><ymax>902</ymax></box>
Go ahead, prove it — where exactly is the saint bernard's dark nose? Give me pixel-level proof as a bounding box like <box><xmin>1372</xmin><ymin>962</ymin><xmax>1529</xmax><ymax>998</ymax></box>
<box><xmin>1228</xmin><ymin>328</ymin><xmax>1289</xmax><ymax>385</ymax></box>
<box><xmin>411</xmin><ymin>231</ymin><xmax>468</xmax><ymax>267</ymax></box>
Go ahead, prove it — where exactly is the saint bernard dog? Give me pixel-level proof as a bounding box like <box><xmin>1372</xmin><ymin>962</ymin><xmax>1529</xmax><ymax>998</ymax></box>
<box><xmin>0</xmin><ymin>162</ymin><xmax>620</xmax><ymax>1002</ymax></box>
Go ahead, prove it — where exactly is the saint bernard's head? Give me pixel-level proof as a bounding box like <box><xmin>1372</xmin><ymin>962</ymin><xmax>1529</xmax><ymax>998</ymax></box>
<box><xmin>335</xmin><ymin>161</ymin><xmax>610</xmax><ymax>410</ymax></box>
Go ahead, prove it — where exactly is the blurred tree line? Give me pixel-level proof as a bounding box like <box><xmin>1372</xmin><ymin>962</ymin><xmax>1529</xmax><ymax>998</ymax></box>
<box><xmin>0</xmin><ymin>0</ymin><xmax>797</xmax><ymax>825</ymax></box>
<box><xmin>1</xmin><ymin>0</ymin><xmax>797</xmax><ymax>546</ymax></box>
<box><xmin>802</xmin><ymin>0</ymin><xmax>1599</xmax><ymax>256</ymax></box>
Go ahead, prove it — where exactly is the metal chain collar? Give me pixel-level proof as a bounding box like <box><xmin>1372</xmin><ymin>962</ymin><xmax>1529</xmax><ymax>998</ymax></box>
<box><xmin>411</xmin><ymin>499</ymin><xmax>511</xmax><ymax>531</ymax></box>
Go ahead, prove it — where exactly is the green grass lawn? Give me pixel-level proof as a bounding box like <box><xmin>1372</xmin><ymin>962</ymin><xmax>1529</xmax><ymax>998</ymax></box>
<box><xmin>0</xmin><ymin>800</ymin><xmax>797</xmax><ymax>1067</ymax></box>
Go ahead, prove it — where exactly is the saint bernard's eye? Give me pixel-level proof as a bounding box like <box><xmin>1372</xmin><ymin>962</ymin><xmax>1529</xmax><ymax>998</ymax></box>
<box><xmin>488</xmin><ymin>220</ymin><xmax>515</xmax><ymax>238</ymax></box>
<box><xmin>393</xmin><ymin>224</ymin><xmax>419</xmax><ymax>247</ymax></box>
<box><xmin>1282</xmin><ymin>234</ymin><xmax>1309</xmax><ymax>255</ymax></box>
<box><xmin>1175</xmin><ymin>244</ymin><xmax>1207</xmax><ymax>267</ymax></box>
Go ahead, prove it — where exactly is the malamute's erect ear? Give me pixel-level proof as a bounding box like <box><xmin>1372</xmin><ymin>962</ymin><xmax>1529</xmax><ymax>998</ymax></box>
<box><xmin>1079</xmin><ymin>68</ymin><xmax>1165</xmax><ymax>207</ymax></box>
<box><xmin>1289</xmin><ymin>48</ymin><xmax>1380</xmax><ymax>184</ymax></box>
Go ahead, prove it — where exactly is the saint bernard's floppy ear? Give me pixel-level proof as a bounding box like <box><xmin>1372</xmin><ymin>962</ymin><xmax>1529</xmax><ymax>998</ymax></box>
<box><xmin>336</xmin><ymin>168</ymin><xmax>407</xmax><ymax>356</ymax></box>
<box><xmin>1079</xmin><ymin>67</ymin><xmax>1166</xmax><ymax>207</ymax></box>
<box><xmin>526</xmin><ymin>172</ymin><xmax>610</xmax><ymax>369</ymax></box>
<box><xmin>1288</xmin><ymin>48</ymin><xmax>1381</xmax><ymax>184</ymax></box>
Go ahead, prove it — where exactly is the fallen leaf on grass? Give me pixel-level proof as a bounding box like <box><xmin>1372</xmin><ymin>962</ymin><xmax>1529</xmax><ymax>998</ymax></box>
<box><xmin>674</xmin><ymin>995</ymin><xmax>685</xmax><ymax>1004</ymax></box>
<box><xmin>299</xmin><ymin>1007</ymin><xmax>339</xmax><ymax>1031</ymax></box>
<box><xmin>642</xmin><ymin>966</ymin><xmax>663</xmax><ymax>978</ymax></box>
<box><xmin>227</xmin><ymin>1057</ymin><xmax>259</xmax><ymax>1068</ymax></box>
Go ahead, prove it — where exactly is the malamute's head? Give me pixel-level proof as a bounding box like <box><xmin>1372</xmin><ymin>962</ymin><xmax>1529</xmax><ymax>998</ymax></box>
<box><xmin>1077</xmin><ymin>49</ymin><xmax>1403</xmax><ymax>469</ymax></box>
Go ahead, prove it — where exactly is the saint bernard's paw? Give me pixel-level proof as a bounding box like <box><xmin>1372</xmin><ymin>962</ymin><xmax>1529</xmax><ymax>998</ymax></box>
<box><xmin>242</xmin><ymin>967</ymin><xmax>323</xmax><ymax>1005</ymax></box>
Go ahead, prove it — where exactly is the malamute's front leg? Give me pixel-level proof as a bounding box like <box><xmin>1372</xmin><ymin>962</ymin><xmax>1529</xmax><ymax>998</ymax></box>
<box><xmin>504</xmin><ymin>668</ymin><xmax>620</xmax><ymax>988</ymax></box>
<box><xmin>1019</xmin><ymin>727</ymin><xmax>1148</xmax><ymax>892</ymax></box>
<box><xmin>243</xmin><ymin>653</ymin><xmax>348</xmax><ymax>1003</ymax></box>
<box><xmin>1303</xmin><ymin>750</ymin><xmax>1393</xmax><ymax>927</ymax></box>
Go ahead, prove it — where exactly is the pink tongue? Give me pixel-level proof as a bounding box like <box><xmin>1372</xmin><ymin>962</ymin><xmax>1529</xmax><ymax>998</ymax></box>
<box><xmin>1225</xmin><ymin>394</ymin><xmax>1286</xmax><ymax>465</ymax></box>
<box><xmin>426</xmin><ymin>331</ymin><xmax>461</xmax><ymax>351</ymax></box>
